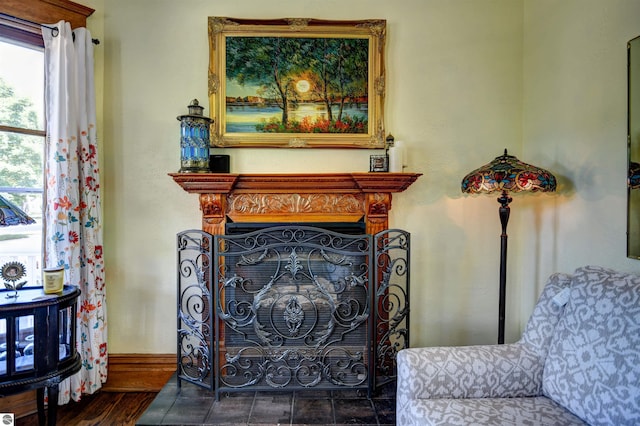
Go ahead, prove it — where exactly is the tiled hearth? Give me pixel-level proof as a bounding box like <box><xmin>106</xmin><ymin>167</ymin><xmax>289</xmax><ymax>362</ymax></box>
<box><xmin>136</xmin><ymin>374</ymin><xmax>396</xmax><ymax>425</ymax></box>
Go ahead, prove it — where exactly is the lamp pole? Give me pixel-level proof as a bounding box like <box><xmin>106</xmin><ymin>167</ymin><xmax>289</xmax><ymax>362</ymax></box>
<box><xmin>497</xmin><ymin>190</ymin><xmax>512</xmax><ymax>344</ymax></box>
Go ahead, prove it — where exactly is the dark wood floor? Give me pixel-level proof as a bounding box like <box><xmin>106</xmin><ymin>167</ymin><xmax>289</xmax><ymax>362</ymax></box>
<box><xmin>16</xmin><ymin>391</ymin><xmax>158</xmax><ymax>426</ymax></box>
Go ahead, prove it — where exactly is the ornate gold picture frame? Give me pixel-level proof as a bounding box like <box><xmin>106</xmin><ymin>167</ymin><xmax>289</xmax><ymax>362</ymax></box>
<box><xmin>208</xmin><ymin>17</ymin><xmax>386</xmax><ymax>148</ymax></box>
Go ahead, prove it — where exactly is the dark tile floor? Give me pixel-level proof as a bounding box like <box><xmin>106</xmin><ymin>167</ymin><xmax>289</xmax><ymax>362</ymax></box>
<box><xmin>136</xmin><ymin>375</ymin><xmax>396</xmax><ymax>426</ymax></box>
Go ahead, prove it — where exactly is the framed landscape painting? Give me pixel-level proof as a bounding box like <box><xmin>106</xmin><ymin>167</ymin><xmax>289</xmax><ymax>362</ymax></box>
<box><xmin>208</xmin><ymin>17</ymin><xmax>387</xmax><ymax>148</ymax></box>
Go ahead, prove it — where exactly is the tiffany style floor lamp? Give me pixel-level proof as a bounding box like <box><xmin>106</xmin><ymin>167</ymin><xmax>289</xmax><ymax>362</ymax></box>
<box><xmin>461</xmin><ymin>149</ymin><xmax>556</xmax><ymax>344</ymax></box>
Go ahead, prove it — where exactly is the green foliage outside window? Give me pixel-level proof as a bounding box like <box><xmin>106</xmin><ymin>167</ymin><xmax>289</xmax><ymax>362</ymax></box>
<box><xmin>0</xmin><ymin>77</ymin><xmax>43</xmax><ymax>206</ymax></box>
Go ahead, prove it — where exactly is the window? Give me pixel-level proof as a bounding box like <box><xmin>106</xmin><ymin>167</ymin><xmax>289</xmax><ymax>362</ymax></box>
<box><xmin>0</xmin><ymin>32</ymin><xmax>45</xmax><ymax>287</ymax></box>
<box><xmin>0</xmin><ymin>2</ymin><xmax>94</xmax><ymax>416</ymax></box>
<box><xmin>0</xmin><ymin>2</ymin><xmax>93</xmax><ymax>294</ymax></box>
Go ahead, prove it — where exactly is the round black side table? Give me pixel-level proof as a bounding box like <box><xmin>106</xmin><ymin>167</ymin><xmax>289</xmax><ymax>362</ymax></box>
<box><xmin>0</xmin><ymin>286</ymin><xmax>81</xmax><ymax>426</ymax></box>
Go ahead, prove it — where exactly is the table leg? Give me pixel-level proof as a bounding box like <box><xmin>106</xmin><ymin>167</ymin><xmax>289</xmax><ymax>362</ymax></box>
<box><xmin>36</xmin><ymin>387</ymin><xmax>45</xmax><ymax>426</ymax></box>
<box><xmin>46</xmin><ymin>385</ymin><xmax>59</xmax><ymax>426</ymax></box>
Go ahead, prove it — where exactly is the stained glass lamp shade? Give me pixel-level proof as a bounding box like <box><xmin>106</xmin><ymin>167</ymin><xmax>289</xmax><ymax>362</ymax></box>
<box><xmin>461</xmin><ymin>149</ymin><xmax>557</xmax><ymax>196</ymax></box>
<box><xmin>461</xmin><ymin>149</ymin><xmax>556</xmax><ymax>344</ymax></box>
<box><xmin>0</xmin><ymin>194</ymin><xmax>36</xmax><ymax>227</ymax></box>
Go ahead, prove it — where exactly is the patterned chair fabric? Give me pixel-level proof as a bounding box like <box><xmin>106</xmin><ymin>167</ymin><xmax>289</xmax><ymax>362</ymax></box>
<box><xmin>542</xmin><ymin>266</ymin><xmax>640</xmax><ymax>425</ymax></box>
<box><xmin>397</xmin><ymin>266</ymin><xmax>640</xmax><ymax>426</ymax></box>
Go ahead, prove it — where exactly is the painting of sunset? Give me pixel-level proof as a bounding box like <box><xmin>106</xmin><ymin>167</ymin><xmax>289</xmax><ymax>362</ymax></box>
<box><xmin>224</xmin><ymin>37</ymin><xmax>369</xmax><ymax>134</ymax></box>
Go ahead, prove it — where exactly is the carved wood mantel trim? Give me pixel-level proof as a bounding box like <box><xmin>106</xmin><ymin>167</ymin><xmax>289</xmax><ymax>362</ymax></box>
<box><xmin>169</xmin><ymin>172</ymin><xmax>421</xmax><ymax>234</ymax></box>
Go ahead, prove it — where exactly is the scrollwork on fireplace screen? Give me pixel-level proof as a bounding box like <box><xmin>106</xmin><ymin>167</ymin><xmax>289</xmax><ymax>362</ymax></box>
<box><xmin>373</xmin><ymin>229</ymin><xmax>410</xmax><ymax>388</ymax></box>
<box><xmin>176</xmin><ymin>226</ymin><xmax>410</xmax><ymax>397</ymax></box>
<box><xmin>214</xmin><ymin>227</ymin><xmax>372</xmax><ymax>396</ymax></box>
<box><xmin>176</xmin><ymin>230</ymin><xmax>214</xmax><ymax>391</ymax></box>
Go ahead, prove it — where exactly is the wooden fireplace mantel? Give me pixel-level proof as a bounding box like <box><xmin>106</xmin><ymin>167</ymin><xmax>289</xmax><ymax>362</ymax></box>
<box><xmin>169</xmin><ymin>172</ymin><xmax>421</xmax><ymax>235</ymax></box>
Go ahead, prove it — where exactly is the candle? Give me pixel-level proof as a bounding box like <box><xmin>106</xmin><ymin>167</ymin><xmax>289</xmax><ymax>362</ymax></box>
<box><xmin>389</xmin><ymin>140</ymin><xmax>404</xmax><ymax>172</ymax></box>
<box><xmin>43</xmin><ymin>267</ymin><xmax>64</xmax><ymax>293</ymax></box>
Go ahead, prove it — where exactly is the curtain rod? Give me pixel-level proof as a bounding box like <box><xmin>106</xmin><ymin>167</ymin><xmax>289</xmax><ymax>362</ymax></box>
<box><xmin>0</xmin><ymin>13</ymin><xmax>100</xmax><ymax>45</ymax></box>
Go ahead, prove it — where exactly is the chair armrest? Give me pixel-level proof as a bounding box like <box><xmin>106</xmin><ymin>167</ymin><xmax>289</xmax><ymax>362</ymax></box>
<box><xmin>397</xmin><ymin>343</ymin><xmax>543</xmax><ymax>401</ymax></box>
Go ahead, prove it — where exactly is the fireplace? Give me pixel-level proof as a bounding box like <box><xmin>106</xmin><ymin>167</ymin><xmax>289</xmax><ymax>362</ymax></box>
<box><xmin>171</xmin><ymin>173</ymin><xmax>420</xmax><ymax>398</ymax></box>
<box><xmin>169</xmin><ymin>172</ymin><xmax>421</xmax><ymax>235</ymax></box>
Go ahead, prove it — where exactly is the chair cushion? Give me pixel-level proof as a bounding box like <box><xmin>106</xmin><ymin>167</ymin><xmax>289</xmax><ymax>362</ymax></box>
<box><xmin>543</xmin><ymin>265</ymin><xmax>640</xmax><ymax>425</ymax></box>
<box><xmin>399</xmin><ymin>396</ymin><xmax>586</xmax><ymax>426</ymax></box>
<box><xmin>520</xmin><ymin>272</ymin><xmax>573</xmax><ymax>355</ymax></box>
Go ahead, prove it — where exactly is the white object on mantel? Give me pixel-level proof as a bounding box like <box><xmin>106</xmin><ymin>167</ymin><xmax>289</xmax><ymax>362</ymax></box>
<box><xmin>388</xmin><ymin>140</ymin><xmax>405</xmax><ymax>172</ymax></box>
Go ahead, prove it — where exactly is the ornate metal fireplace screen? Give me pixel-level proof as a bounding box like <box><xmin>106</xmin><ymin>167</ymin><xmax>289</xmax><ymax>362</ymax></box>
<box><xmin>176</xmin><ymin>226</ymin><xmax>410</xmax><ymax>398</ymax></box>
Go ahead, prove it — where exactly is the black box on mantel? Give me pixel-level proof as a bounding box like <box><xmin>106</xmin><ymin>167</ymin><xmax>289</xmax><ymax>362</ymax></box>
<box><xmin>210</xmin><ymin>155</ymin><xmax>230</xmax><ymax>173</ymax></box>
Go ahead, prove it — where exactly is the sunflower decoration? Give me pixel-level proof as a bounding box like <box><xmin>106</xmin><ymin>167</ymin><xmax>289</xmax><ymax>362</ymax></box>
<box><xmin>1</xmin><ymin>261</ymin><xmax>27</xmax><ymax>298</ymax></box>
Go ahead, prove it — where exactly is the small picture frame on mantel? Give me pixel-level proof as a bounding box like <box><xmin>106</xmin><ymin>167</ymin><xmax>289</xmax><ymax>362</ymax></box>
<box><xmin>369</xmin><ymin>154</ymin><xmax>389</xmax><ymax>172</ymax></box>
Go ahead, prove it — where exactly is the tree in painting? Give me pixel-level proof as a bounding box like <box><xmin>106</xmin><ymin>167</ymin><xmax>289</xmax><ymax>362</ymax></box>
<box><xmin>306</xmin><ymin>38</ymin><xmax>368</xmax><ymax>124</ymax></box>
<box><xmin>226</xmin><ymin>37</ymin><xmax>300</xmax><ymax>126</ymax></box>
<box><xmin>225</xmin><ymin>37</ymin><xmax>369</xmax><ymax>133</ymax></box>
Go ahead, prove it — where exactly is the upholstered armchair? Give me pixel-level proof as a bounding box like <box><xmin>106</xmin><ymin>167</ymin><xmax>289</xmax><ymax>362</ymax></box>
<box><xmin>396</xmin><ymin>266</ymin><xmax>640</xmax><ymax>425</ymax></box>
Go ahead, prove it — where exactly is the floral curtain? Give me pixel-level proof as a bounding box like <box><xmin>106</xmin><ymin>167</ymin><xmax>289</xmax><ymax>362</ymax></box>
<box><xmin>42</xmin><ymin>21</ymin><xmax>107</xmax><ymax>404</ymax></box>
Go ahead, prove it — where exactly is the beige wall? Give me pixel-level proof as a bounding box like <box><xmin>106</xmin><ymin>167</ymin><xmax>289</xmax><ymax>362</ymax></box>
<box><xmin>80</xmin><ymin>0</ymin><xmax>640</xmax><ymax>353</ymax></box>
<box><xmin>519</xmin><ymin>0</ymin><xmax>640</xmax><ymax>331</ymax></box>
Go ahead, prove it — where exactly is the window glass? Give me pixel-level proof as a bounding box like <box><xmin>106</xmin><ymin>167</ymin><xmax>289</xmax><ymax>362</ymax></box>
<box><xmin>0</xmin><ymin>37</ymin><xmax>44</xmax><ymax>287</ymax></box>
<box><xmin>0</xmin><ymin>40</ymin><xmax>44</xmax><ymax>130</ymax></box>
<box><xmin>16</xmin><ymin>314</ymin><xmax>34</xmax><ymax>371</ymax></box>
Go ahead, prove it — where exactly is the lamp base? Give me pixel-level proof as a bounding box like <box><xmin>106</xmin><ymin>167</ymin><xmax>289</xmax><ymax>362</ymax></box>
<box><xmin>179</xmin><ymin>158</ymin><xmax>209</xmax><ymax>173</ymax></box>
